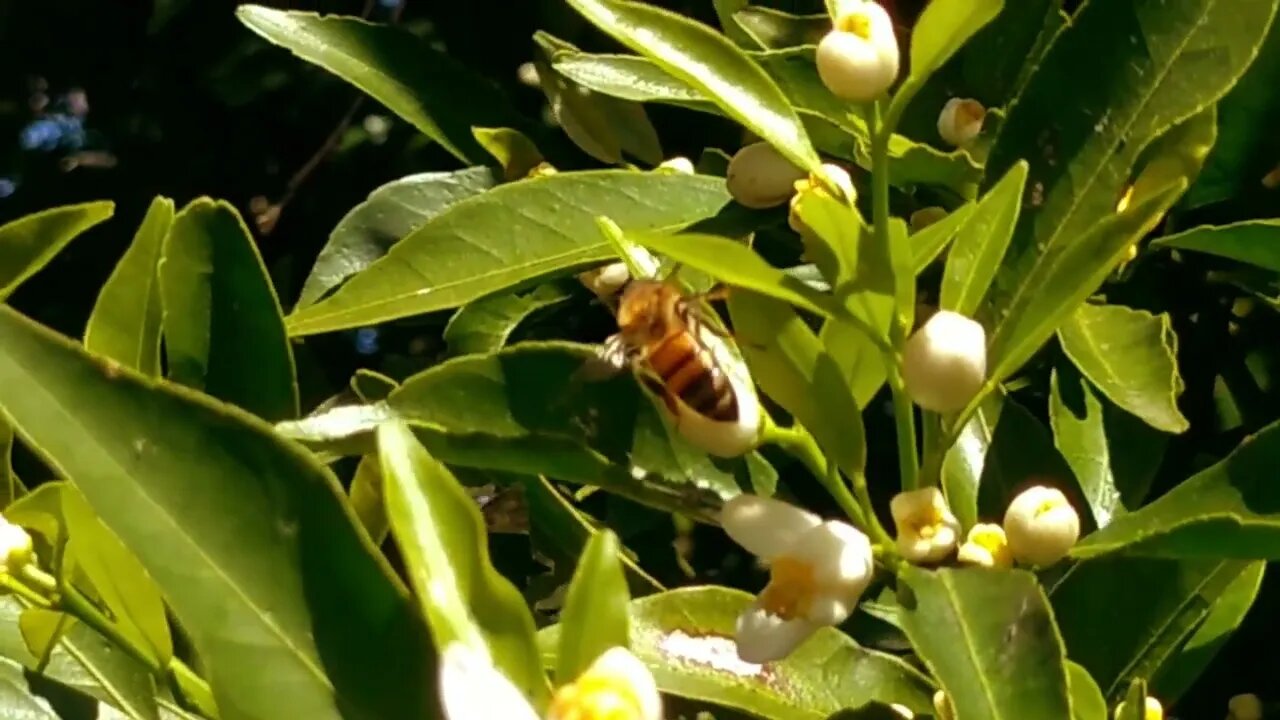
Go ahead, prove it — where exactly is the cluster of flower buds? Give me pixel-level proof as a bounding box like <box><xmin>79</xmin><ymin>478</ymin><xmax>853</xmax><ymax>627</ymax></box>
<box><xmin>890</xmin><ymin>484</ymin><xmax>1079</xmax><ymax>568</ymax></box>
<box><xmin>902</xmin><ymin>310</ymin><xmax>987</xmax><ymax>413</ymax></box>
<box><xmin>816</xmin><ymin>1</ymin><xmax>900</xmax><ymax>101</ymax></box>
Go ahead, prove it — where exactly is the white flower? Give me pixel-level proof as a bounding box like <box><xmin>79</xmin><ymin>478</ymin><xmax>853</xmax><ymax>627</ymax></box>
<box><xmin>577</xmin><ymin>262</ymin><xmax>631</xmax><ymax>299</ymax></box>
<box><xmin>439</xmin><ymin>643</ymin><xmax>661</xmax><ymax>720</ymax></box>
<box><xmin>816</xmin><ymin>1</ymin><xmax>899</xmax><ymax>102</ymax></box>
<box><xmin>726</xmin><ymin>142</ymin><xmax>807</xmax><ymax>209</ymax></box>
<box><xmin>1003</xmin><ymin>485</ymin><xmax>1080</xmax><ymax>567</ymax></box>
<box><xmin>657</xmin><ymin>156</ymin><xmax>695</xmax><ymax>174</ymax></box>
<box><xmin>902</xmin><ymin>310</ymin><xmax>987</xmax><ymax>413</ymax></box>
<box><xmin>720</xmin><ymin>495</ymin><xmax>874</xmax><ymax>663</ymax></box>
<box><xmin>0</xmin><ymin>516</ymin><xmax>33</xmax><ymax>574</ymax></box>
<box><xmin>933</xmin><ymin>690</ymin><xmax>954</xmax><ymax>720</ymax></box>
<box><xmin>1227</xmin><ymin>693</ymin><xmax>1263</xmax><ymax>720</ymax></box>
<box><xmin>789</xmin><ymin>163</ymin><xmax>856</xmax><ymax>234</ymax></box>
<box><xmin>890</xmin><ymin>487</ymin><xmax>961</xmax><ymax>563</ymax></box>
<box><xmin>955</xmin><ymin>523</ymin><xmax>1012</xmax><ymax>568</ymax></box>
<box><xmin>1115</xmin><ymin>696</ymin><xmax>1163</xmax><ymax>720</ymax></box>
<box><xmin>937</xmin><ymin>98</ymin><xmax>986</xmax><ymax>148</ymax></box>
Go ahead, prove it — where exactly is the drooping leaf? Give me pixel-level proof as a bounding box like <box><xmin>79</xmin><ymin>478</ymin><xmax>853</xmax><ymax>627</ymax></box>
<box><xmin>84</xmin><ymin>197</ymin><xmax>173</xmax><ymax>376</ymax></box>
<box><xmin>1058</xmin><ymin>304</ymin><xmax>1188</xmax><ymax>434</ymax></box>
<box><xmin>907</xmin><ymin>0</ymin><xmax>1004</xmax><ymax>86</ymax></box>
<box><xmin>898</xmin><ymin>567</ymin><xmax>1071</xmax><ymax>720</ymax></box>
<box><xmin>564</xmin><ymin>0</ymin><xmax>821</xmax><ymax>174</ymax></box>
<box><xmin>1073</xmin><ymin>419</ymin><xmax>1280</xmax><ymax>560</ymax></box>
<box><xmin>286</xmin><ymin>171</ymin><xmax>731</xmax><ymax>336</ymax></box>
<box><xmin>538</xmin><ymin>587</ymin><xmax>935</xmax><ymax>719</ymax></box>
<box><xmin>0</xmin><ymin>305</ymin><xmax>434</xmax><ymax>720</ymax></box>
<box><xmin>554</xmin><ymin>530</ymin><xmax>630</xmax><ymax>684</ymax></box>
<box><xmin>0</xmin><ymin>201</ymin><xmax>114</xmax><ymax>301</ymax></box>
<box><xmin>1151</xmin><ymin>219</ymin><xmax>1280</xmax><ymax>273</ymax></box>
<box><xmin>378</xmin><ymin>421</ymin><xmax>549</xmax><ymax>708</ymax></box>
<box><xmin>443</xmin><ymin>284</ymin><xmax>572</xmax><ymax>357</ymax></box>
<box><xmin>159</xmin><ymin>198</ymin><xmax>298</xmax><ymax>421</ymax></box>
<box><xmin>235</xmin><ymin>6</ymin><xmax>523</xmax><ymax>164</ymax></box>
<box><xmin>1067</xmin><ymin>661</ymin><xmax>1108</xmax><ymax>720</ymax></box>
<box><xmin>940</xmin><ymin>161</ymin><xmax>1026</xmax><ymax>317</ymax></box>
<box><xmin>1050</xmin><ymin>556</ymin><xmax>1253</xmax><ymax>701</ymax></box>
<box><xmin>295</xmin><ymin>167</ymin><xmax>497</xmax><ymax>311</ymax></box>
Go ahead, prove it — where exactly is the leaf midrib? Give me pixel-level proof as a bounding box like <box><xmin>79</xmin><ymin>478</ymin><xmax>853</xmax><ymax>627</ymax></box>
<box><xmin>941</xmin><ymin>573</ymin><xmax>1004</xmax><ymax>718</ymax></box>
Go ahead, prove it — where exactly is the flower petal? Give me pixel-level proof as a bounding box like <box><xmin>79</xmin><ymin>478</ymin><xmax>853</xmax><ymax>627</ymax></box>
<box><xmin>734</xmin><ymin>603</ymin><xmax>819</xmax><ymax>663</ymax></box>
<box><xmin>586</xmin><ymin>647</ymin><xmax>663</xmax><ymax>720</ymax></box>
<box><xmin>721</xmin><ymin>495</ymin><xmax>821</xmax><ymax>560</ymax></box>
<box><xmin>438</xmin><ymin>643</ymin><xmax>541</xmax><ymax>720</ymax></box>
<box><xmin>787</xmin><ymin>520</ymin><xmax>874</xmax><ymax>596</ymax></box>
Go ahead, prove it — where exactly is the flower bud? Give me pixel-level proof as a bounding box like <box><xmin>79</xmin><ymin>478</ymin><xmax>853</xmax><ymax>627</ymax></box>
<box><xmin>1003</xmin><ymin>485</ymin><xmax>1080</xmax><ymax>567</ymax></box>
<box><xmin>937</xmin><ymin>98</ymin><xmax>985</xmax><ymax>148</ymax></box>
<box><xmin>657</xmin><ymin>156</ymin><xmax>695</xmax><ymax>174</ymax></box>
<box><xmin>933</xmin><ymin>691</ymin><xmax>955</xmax><ymax>720</ymax></box>
<box><xmin>789</xmin><ymin>163</ymin><xmax>855</xmax><ymax>234</ymax></box>
<box><xmin>726</xmin><ymin>142</ymin><xmax>807</xmax><ymax>208</ymax></box>
<box><xmin>955</xmin><ymin>523</ymin><xmax>1012</xmax><ymax>568</ymax></box>
<box><xmin>909</xmin><ymin>206</ymin><xmax>948</xmax><ymax>231</ymax></box>
<box><xmin>816</xmin><ymin>2</ymin><xmax>899</xmax><ymax>102</ymax></box>
<box><xmin>902</xmin><ymin>310</ymin><xmax>987</xmax><ymax>413</ymax></box>
<box><xmin>1115</xmin><ymin>696</ymin><xmax>1163</xmax><ymax>720</ymax></box>
<box><xmin>1227</xmin><ymin>693</ymin><xmax>1263</xmax><ymax>720</ymax></box>
<box><xmin>891</xmin><ymin>487</ymin><xmax>961</xmax><ymax>564</ymax></box>
<box><xmin>0</xmin><ymin>517</ymin><xmax>33</xmax><ymax>574</ymax></box>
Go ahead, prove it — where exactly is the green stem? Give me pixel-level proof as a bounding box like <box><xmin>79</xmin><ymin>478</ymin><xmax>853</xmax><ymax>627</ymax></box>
<box><xmin>764</xmin><ymin>422</ymin><xmax>864</xmax><ymax>527</ymax></box>
<box><xmin>0</xmin><ymin>574</ymin><xmax>52</xmax><ymax>608</ymax></box>
<box><xmin>918</xmin><ymin>411</ymin><xmax>944</xmax><ymax>489</ymax></box>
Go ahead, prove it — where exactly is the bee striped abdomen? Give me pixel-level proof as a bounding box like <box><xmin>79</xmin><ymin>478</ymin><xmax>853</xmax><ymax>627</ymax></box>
<box><xmin>646</xmin><ymin>331</ymin><xmax>739</xmax><ymax>422</ymax></box>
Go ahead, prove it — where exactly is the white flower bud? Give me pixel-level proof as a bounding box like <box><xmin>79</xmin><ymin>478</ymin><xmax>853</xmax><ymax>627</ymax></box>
<box><xmin>789</xmin><ymin>163</ymin><xmax>855</xmax><ymax>234</ymax></box>
<box><xmin>933</xmin><ymin>690</ymin><xmax>955</xmax><ymax>720</ymax></box>
<box><xmin>657</xmin><ymin>156</ymin><xmax>695</xmax><ymax>174</ymax></box>
<box><xmin>902</xmin><ymin>310</ymin><xmax>987</xmax><ymax>413</ymax></box>
<box><xmin>726</xmin><ymin>142</ymin><xmax>807</xmax><ymax>209</ymax></box>
<box><xmin>937</xmin><ymin>98</ymin><xmax>986</xmax><ymax>148</ymax></box>
<box><xmin>577</xmin><ymin>262</ymin><xmax>631</xmax><ymax>299</ymax></box>
<box><xmin>816</xmin><ymin>2</ymin><xmax>899</xmax><ymax>102</ymax></box>
<box><xmin>955</xmin><ymin>523</ymin><xmax>1012</xmax><ymax>568</ymax></box>
<box><xmin>1227</xmin><ymin>693</ymin><xmax>1263</xmax><ymax>720</ymax></box>
<box><xmin>0</xmin><ymin>517</ymin><xmax>33</xmax><ymax>574</ymax></box>
<box><xmin>1003</xmin><ymin>485</ymin><xmax>1080</xmax><ymax>567</ymax></box>
<box><xmin>890</xmin><ymin>487</ymin><xmax>961</xmax><ymax>564</ymax></box>
<box><xmin>1115</xmin><ymin>696</ymin><xmax>1163</xmax><ymax>720</ymax></box>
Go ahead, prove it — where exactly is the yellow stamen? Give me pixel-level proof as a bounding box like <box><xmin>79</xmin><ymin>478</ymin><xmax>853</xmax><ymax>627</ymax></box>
<box><xmin>758</xmin><ymin>556</ymin><xmax>817</xmax><ymax>620</ymax></box>
<box><xmin>836</xmin><ymin>12</ymin><xmax>872</xmax><ymax>39</ymax></box>
<box><xmin>548</xmin><ymin>673</ymin><xmax>644</xmax><ymax>720</ymax></box>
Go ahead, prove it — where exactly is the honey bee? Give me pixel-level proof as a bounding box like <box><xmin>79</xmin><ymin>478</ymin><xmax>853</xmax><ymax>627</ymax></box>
<box><xmin>589</xmin><ymin>279</ymin><xmax>739</xmax><ymax>424</ymax></box>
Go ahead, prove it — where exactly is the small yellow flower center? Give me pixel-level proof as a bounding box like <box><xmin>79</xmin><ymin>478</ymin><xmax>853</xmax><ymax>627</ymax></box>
<box><xmin>836</xmin><ymin>12</ymin><xmax>873</xmax><ymax>39</ymax></box>
<box><xmin>547</xmin><ymin>673</ymin><xmax>645</xmax><ymax>720</ymax></box>
<box><xmin>758</xmin><ymin>556</ymin><xmax>818</xmax><ymax>620</ymax></box>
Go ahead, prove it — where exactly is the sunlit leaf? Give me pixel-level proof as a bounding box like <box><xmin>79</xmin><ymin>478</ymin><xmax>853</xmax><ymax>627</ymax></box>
<box><xmin>940</xmin><ymin>161</ymin><xmax>1026</xmax><ymax>317</ymax></box>
<box><xmin>0</xmin><ymin>202</ymin><xmax>114</xmax><ymax>301</ymax></box>
<box><xmin>554</xmin><ymin>530</ymin><xmax>630</xmax><ymax>684</ymax></box>
<box><xmin>1151</xmin><ymin>219</ymin><xmax>1280</xmax><ymax>273</ymax></box>
<box><xmin>907</xmin><ymin>0</ymin><xmax>1003</xmax><ymax>86</ymax></box>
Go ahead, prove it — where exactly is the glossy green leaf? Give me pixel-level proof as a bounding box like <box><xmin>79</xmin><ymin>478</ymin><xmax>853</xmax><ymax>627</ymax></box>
<box><xmin>1058</xmin><ymin>304</ymin><xmax>1188</xmax><ymax>434</ymax></box>
<box><xmin>727</xmin><ymin>291</ymin><xmax>865</xmax><ymax>478</ymax></box>
<box><xmin>236</xmin><ymin>6</ymin><xmax>522</xmax><ymax>164</ymax></box>
<box><xmin>1068</xmin><ymin>662</ymin><xmax>1108</xmax><ymax>720</ymax></box>
<box><xmin>473</xmin><ymin>128</ymin><xmax>544</xmax><ymax>182</ymax></box>
<box><xmin>712</xmin><ymin>0</ymin><xmax>756</xmax><ymax>48</ymax></box>
<box><xmin>1152</xmin><ymin>561</ymin><xmax>1265</xmax><ymax>701</ymax></box>
<box><xmin>287</xmin><ymin>171</ymin><xmax>731</xmax><ymax>336</ymax></box>
<box><xmin>0</xmin><ymin>201</ymin><xmax>114</xmax><ymax>301</ymax></box>
<box><xmin>942</xmin><ymin>394</ymin><xmax>1002</xmax><ymax>530</ymax></box>
<box><xmin>378</xmin><ymin>421</ymin><xmax>548</xmax><ymax>706</ymax></box>
<box><xmin>564</xmin><ymin>0</ymin><xmax>821</xmax><ymax>174</ymax></box>
<box><xmin>160</xmin><ymin>198</ymin><xmax>298</xmax><ymax>421</ymax></box>
<box><xmin>0</xmin><ymin>421</ymin><xmax>17</xmax><ymax>509</ymax></box>
<box><xmin>733</xmin><ymin>7</ymin><xmax>827</xmax><ymax>49</ymax></box>
<box><xmin>984</xmin><ymin>0</ymin><xmax>1274</xmax><ymax>308</ymax></box>
<box><xmin>908</xmin><ymin>0</ymin><xmax>1003</xmax><ymax>85</ymax></box>
<box><xmin>911</xmin><ymin>202</ymin><xmax>976</xmax><ymax>273</ymax></box>
<box><xmin>84</xmin><ymin>197</ymin><xmax>172</xmax><ymax>376</ymax></box>
<box><xmin>1049</xmin><ymin>367</ymin><xmax>1168</xmax><ymax>528</ymax></box>
<box><xmin>538</xmin><ymin>587</ymin><xmax>935</xmax><ymax>719</ymax></box>
<box><xmin>18</xmin><ymin>608</ymin><xmax>71</xmax><ymax>668</ymax></box>
<box><xmin>555</xmin><ymin>530</ymin><xmax>630</xmax><ymax>684</ymax></box>
<box><xmin>295</xmin><ymin>168</ymin><xmax>497</xmax><ymax>311</ymax></box>
<box><xmin>61</xmin><ymin>488</ymin><xmax>172</xmax><ymax>667</ymax></box>
<box><xmin>1152</xmin><ymin>219</ymin><xmax>1280</xmax><ymax>273</ymax></box>
<box><xmin>940</xmin><ymin>161</ymin><xmax>1026</xmax><ymax>317</ymax></box>
<box><xmin>899</xmin><ymin>567</ymin><xmax>1071</xmax><ymax>720</ymax></box>
<box><xmin>443</xmin><ymin>284</ymin><xmax>571</xmax><ymax>356</ymax></box>
<box><xmin>1050</xmin><ymin>556</ymin><xmax>1253</xmax><ymax>700</ymax></box>
<box><xmin>1073</xmin><ymin>419</ymin><xmax>1280</xmax><ymax>560</ymax></box>
<box><xmin>0</xmin><ymin>305</ymin><xmax>433</xmax><ymax>720</ymax></box>
<box><xmin>349</xmin><ymin>455</ymin><xmax>388</xmax><ymax>545</ymax></box>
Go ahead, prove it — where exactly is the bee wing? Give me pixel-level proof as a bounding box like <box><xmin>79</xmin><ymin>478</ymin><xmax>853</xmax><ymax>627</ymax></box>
<box><xmin>574</xmin><ymin>335</ymin><xmax>632</xmax><ymax>383</ymax></box>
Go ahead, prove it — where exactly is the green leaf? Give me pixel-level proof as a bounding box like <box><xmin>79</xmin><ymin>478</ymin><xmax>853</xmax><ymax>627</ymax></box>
<box><xmin>1050</xmin><ymin>556</ymin><xmax>1253</xmax><ymax>700</ymax></box>
<box><xmin>295</xmin><ymin>168</ymin><xmax>497</xmax><ymax>311</ymax></box>
<box><xmin>733</xmin><ymin>7</ymin><xmax>827</xmax><ymax>50</ymax></box>
<box><xmin>907</xmin><ymin>0</ymin><xmax>1003</xmax><ymax>85</ymax></box>
<box><xmin>348</xmin><ymin>455</ymin><xmax>388</xmax><ymax>545</ymax></box>
<box><xmin>84</xmin><ymin>198</ymin><xmax>172</xmax><ymax>377</ymax></box>
<box><xmin>942</xmin><ymin>394</ymin><xmax>1001</xmax><ymax>530</ymax></box>
<box><xmin>555</xmin><ymin>530</ymin><xmax>630</xmax><ymax>684</ymax></box>
<box><xmin>940</xmin><ymin>161</ymin><xmax>1026</xmax><ymax>317</ymax></box>
<box><xmin>351</xmin><ymin>369</ymin><xmax>398</xmax><ymax>404</ymax></box>
<box><xmin>0</xmin><ymin>420</ymin><xmax>18</xmax><ymax>509</ymax></box>
<box><xmin>1073</xmin><ymin>419</ymin><xmax>1280</xmax><ymax>560</ymax></box>
<box><xmin>1152</xmin><ymin>219</ymin><xmax>1280</xmax><ymax>273</ymax></box>
<box><xmin>984</xmin><ymin>0</ymin><xmax>1275</xmax><ymax>308</ymax></box>
<box><xmin>0</xmin><ymin>662</ymin><xmax>57</xmax><ymax>720</ymax></box>
<box><xmin>538</xmin><ymin>587</ymin><xmax>935</xmax><ymax>719</ymax></box>
<box><xmin>443</xmin><ymin>284</ymin><xmax>571</xmax><ymax>357</ymax></box>
<box><xmin>62</xmin><ymin>487</ymin><xmax>172</xmax><ymax>667</ymax></box>
<box><xmin>235</xmin><ymin>6</ymin><xmax>522</xmax><ymax>164</ymax></box>
<box><xmin>378</xmin><ymin>421</ymin><xmax>548</xmax><ymax>707</ymax></box>
<box><xmin>473</xmin><ymin>128</ymin><xmax>544</xmax><ymax>182</ymax></box>
<box><xmin>898</xmin><ymin>567</ymin><xmax>1071</xmax><ymax>720</ymax></box>
<box><xmin>0</xmin><ymin>202</ymin><xmax>114</xmax><ymax>301</ymax></box>
<box><xmin>911</xmin><ymin>202</ymin><xmax>976</xmax><ymax>274</ymax></box>
<box><xmin>160</xmin><ymin>198</ymin><xmax>298</xmax><ymax>421</ymax></box>
<box><xmin>1049</xmin><ymin>366</ymin><xmax>1168</xmax><ymax>527</ymax></box>
<box><xmin>1118</xmin><ymin>680</ymin><xmax>1146</xmax><ymax>720</ymax></box>
<box><xmin>0</xmin><ymin>305</ymin><xmax>433</xmax><ymax>720</ymax></box>
<box><xmin>563</xmin><ymin>0</ymin><xmax>820</xmax><ymax>174</ymax></box>
<box><xmin>18</xmin><ymin>608</ymin><xmax>72</xmax><ymax>669</ymax></box>
<box><xmin>287</xmin><ymin>171</ymin><xmax>731</xmax><ymax>336</ymax></box>
<box><xmin>1151</xmin><ymin>561</ymin><xmax>1265</xmax><ymax>702</ymax></box>
<box><xmin>1067</xmin><ymin>662</ymin><xmax>1108</xmax><ymax>720</ymax></box>
<box><xmin>1058</xmin><ymin>304</ymin><xmax>1188</xmax><ymax>434</ymax></box>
